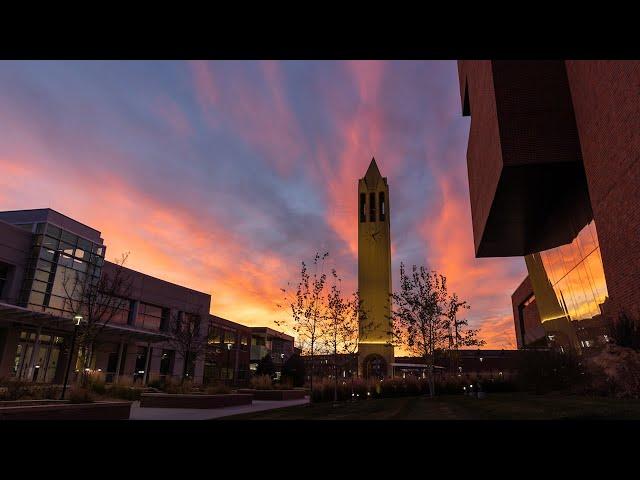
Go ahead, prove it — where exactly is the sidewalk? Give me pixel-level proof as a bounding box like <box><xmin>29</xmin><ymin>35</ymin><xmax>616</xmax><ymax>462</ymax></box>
<box><xmin>129</xmin><ymin>396</ymin><xmax>309</xmax><ymax>420</ymax></box>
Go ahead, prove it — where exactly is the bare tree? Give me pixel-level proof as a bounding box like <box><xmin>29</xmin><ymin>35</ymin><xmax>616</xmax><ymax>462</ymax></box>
<box><xmin>445</xmin><ymin>293</ymin><xmax>485</xmax><ymax>374</ymax></box>
<box><xmin>276</xmin><ymin>252</ymin><xmax>329</xmax><ymax>394</ymax></box>
<box><xmin>321</xmin><ymin>270</ymin><xmax>369</xmax><ymax>402</ymax></box>
<box><xmin>391</xmin><ymin>263</ymin><xmax>483</xmax><ymax>396</ymax></box>
<box><xmin>61</xmin><ymin>252</ymin><xmax>133</xmax><ymax>386</ymax></box>
<box><xmin>164</xmin><ymin>308</ymin><xmax>209</xmax><ymax>383</ymax></box>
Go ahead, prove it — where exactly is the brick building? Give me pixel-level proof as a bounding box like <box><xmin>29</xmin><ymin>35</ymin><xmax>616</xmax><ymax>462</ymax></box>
<box><xmin>0</xmin><ymin>208</ymin><xmax>254</xmax><ymax>386</ymax></box>
<box><xmin>458</xmin><ymin>61</ymin><xmax>640</xmax><ymax>352</ymax></box>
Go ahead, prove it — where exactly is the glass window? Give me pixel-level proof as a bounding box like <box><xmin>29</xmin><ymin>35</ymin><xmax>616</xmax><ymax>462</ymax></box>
<box><xmin>59</xmin><ymin>241</ymin><xmax>75</xmax><ymax>256</ymax></box>
<box><xmin>31</xmin><ymin>280</ymin><xmax>48</xmax><ymax>293</ymax></box>
<box><xmin>36</xmin><ymin>259</ymin><xmax>53</xmax><ymax>273</ymax></box>
<box><xmin>34</xmin><ymin>269</ymin><xmax>50</xmax><ymax>283</ymax></box>
<box><xmin>224</xmin><ymin>330</ymin><xmax>235</xmax><ymax>346</ymax></box>
<box><xmin>46</xmin><ymin>224</ymin><xmax>61</xmax><ymax>239</ymax></box>
<box><xmin>137</xmin><ymin>302</ymin><xmax>162</xmax><ymax>331</ymax></box>
<box><xmin>360</xmin><ymin>193</ymin><xmax>366</xmax><ymax>223</ymax></box>
<box><xmin>28</xmin><ymin>291</ymin><xmax>45</xmax><ymax>306</ymax></box>
<box><xmin>47</xmin><ymin>295</ymin><xmax>67</xmax><ymax>310</ymax></box>
<box><xmin>40</xmin><ymin>248</ymin><xmax>56</xmax><ymax>262</ymax></box>
<box><xmin>77</xmin><ymin>237</ymin><xmax>91</xmax><ymax>253</ymax></box>
<box><xmin>42</xmin><ymin>236</ymin><xmax>59</xmax><ymax>250</ymax></box>
<box><xmin>208</xmin><ymin>325</ymin><xmax>222</xmax><ymax>344</ymax></box>
<box><xmin>60</xmin><ymin>230</ymin><xmax>77</xmax><ymax>246</ymax></box>
<box><xmin>527</xmin><ymin>220</ymin><xmax>609</xmax><ymax>350</ymax></box>
<box><xmin>379</xmin><ymin>192</ymin><xmax>386</xmax><ymax>221</ymax></box>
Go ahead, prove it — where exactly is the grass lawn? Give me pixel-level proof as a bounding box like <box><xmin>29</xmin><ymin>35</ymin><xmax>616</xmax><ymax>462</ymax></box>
<box><xmin>219</xmin><ymin>393</ymin><xmax>640</xmax><ymax>420</ymax></box>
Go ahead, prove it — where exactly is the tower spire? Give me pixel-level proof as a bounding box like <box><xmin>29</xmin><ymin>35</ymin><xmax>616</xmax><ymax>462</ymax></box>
<box><xmin>364</xmin><ymin>157</ymin><xmax>382</xmax><ymax>189</ymax></box>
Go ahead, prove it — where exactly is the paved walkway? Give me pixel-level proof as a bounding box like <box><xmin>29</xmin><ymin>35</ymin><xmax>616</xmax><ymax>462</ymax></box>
<box><xmin>129</xmin><ymin>396</ymin><xmax>309</xmax><ymax>420</ymax></box>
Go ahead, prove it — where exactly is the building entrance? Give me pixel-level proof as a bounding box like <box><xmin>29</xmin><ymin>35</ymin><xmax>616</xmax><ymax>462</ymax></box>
<box><xmin>13</xmin><ymin>330</ymin><xmax>64</xmax><ymax>382</ymax></box>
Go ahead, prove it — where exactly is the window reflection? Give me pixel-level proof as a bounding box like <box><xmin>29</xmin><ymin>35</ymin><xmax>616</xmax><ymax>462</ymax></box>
<box><xmin>525</xmin><ymin>220</ymin><xmax>609</xmax><ymax>352</ymax></box>
<box><xmin>21</xmin><ymin>222</ymin><xmax>107</xmax><ymax>318</ymax></box>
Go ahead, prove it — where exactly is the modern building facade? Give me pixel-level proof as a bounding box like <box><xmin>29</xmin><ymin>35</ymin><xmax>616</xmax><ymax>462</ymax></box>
<box><xmin>458</xmin><ymin>60</ymin><xmax>640</xmax><ymax>353</ymax></box>
<box><xmin>205</xmin><ymin>315</ymin><xmax>251</xmax><ymax>385</ymax></box>
<box><xmin>249</xmin><ymin>326</ymin><xmax>295</xmax><ymax>377</ymax></box>
<box><xmin>357</xmin><ymin>158</ymin><xmax>394</xmax><ymax>377</ymax></box>
<box><xmin>0</xmin><ymin>208</ymin><xmax>252</xmax><ymax>385</ymax></box>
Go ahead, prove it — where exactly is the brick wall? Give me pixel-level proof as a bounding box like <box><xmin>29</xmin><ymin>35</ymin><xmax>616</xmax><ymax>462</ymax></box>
<box><xmin>566</xmin><ymin>61</ymin><xmax>640</xmax><ymax>319</ymax></box>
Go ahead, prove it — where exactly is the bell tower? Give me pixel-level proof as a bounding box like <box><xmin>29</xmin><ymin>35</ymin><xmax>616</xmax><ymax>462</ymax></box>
<box><xmin>358</xmin><ymin>157</ymin><xmax>394</xmax><ymax>378</ymax></box>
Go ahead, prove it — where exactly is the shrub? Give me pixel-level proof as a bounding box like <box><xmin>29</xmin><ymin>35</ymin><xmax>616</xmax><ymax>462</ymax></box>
<box><xmin>0</xmin><ymin>379</ymin><xmax>30</xmax><ymax>401</ymax></box>
<box><xmin>250</xmin><ymin>375</ymin><xmax>274</xmax><ymax>390</ymax></box>
<box><xmin>515</xmin><ymin>350</ymin><xmax>586</xmax><ymax>394</ymax></box>
<box><xmin>147</xmin><ymin>377</ymin><xmax>164</xmax><ymax>390</ymax></box>
<box><xmin>87</xmin><ymin>371</ymin><xmax>106</xmax><ymax>395</ymax></box>
<box><xmin>582</xmin><ymin>344</ymin><xmax>640</xmax><ymax>398</ymax></box>
<box><xmin>163</xmin><ymin>377</ymin><xmax>195</xmax><ymax>394</ymax></box>
<box><xmin>69</xmin><ymin>386</ymin><xmax>94</xmax><ymax>404</ymax></box>
<box><xmin>205</xmin><ymin>383</ymin><xmax>232</xmax><ymax>395</ymax></box>
<box><xmin>311</xmin><ymin>377</ymin><xmax>389</xmax><ymax>402</ymax></box>
<box><xmin>33</xmin><ymin>384</ymin><xmax>62</xmax><ymax>400</ymax></box>
<box><xmin>481</xmin><ymin>377</ymin><xmax>518</xmax><ymax>393</ymax></box>
<box><xmin>106</xmin><ymin>378</ymin><xmax>145</xmax><ymax>401</ymax></box>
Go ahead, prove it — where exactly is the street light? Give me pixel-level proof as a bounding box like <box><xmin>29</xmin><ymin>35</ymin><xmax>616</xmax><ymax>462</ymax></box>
<box><xmin>60</xmin><ymin>314</ymin><xmax>83</xmax><ymax>400</ymax></box>
<box><xmin>225</xmin><ymin>342</ymin><xmax>232</xmax><ymax>386</ymax></box>
<box><xmin>280</xmin><ymin>353</ymin><xmax>285</xmax><ymax>383</ymax></box>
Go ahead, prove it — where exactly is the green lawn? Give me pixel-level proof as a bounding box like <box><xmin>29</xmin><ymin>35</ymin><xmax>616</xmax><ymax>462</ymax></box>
<box><xmin>219</xmin><ymin>393</ymin><xmax>640</xmax><ymax>420</ymax></box>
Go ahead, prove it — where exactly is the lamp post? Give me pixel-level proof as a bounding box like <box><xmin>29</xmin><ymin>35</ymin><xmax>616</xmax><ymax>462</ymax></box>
<box><xmin>280</xmin><ymin>353</ymin><xmax>285</xmax><ymax>384</ymax></box>
<box><xmin>60</xmin><ymin>315</ymin><xmax>83</xmax><ymax>400</ymax></box>
<box><xmin>226</xmin><ymin>342</ymin><xmax>232</xmax><ymax>386</ymax></box>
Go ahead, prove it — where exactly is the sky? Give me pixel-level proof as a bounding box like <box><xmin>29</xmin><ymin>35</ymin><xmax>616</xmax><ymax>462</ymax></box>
<box><xmin>0</xmin><ymin>60</ymin><xmax>525</xmax><ymax>349</ymax></box>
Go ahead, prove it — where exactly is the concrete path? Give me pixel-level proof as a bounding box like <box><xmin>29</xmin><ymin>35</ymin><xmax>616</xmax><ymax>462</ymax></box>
<box><xmin>129</xmin><ymin>396</ymin><xmax>309</xmax><ymax>420</ymax></box>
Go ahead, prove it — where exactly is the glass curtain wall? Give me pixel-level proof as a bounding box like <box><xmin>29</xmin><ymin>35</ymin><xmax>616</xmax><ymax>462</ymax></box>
<box><xmin>525</xmin><ymin>220</ymin><xmax>609</xmax><ymax>352</ymax></box>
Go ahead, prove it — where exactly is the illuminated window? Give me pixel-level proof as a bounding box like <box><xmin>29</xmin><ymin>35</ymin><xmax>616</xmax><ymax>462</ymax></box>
<box><xmin>379</xmin><ymin>192</ymin><xmax>385</xmax><ymax>221</ymax></box>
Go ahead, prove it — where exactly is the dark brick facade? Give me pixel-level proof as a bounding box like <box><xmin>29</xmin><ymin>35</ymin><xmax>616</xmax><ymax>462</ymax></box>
<box><xmin>511</xmin><ymin>276</ymin><xmax>546</xmax><ymax>349</ymax></box>
<box><xmin>565</xmin><ymin>61</ymin><xmax>640</xmax><ymax>319</ymax></box>
<box><xmin>459</xmin><ymin>60</ymin><xmax>640</xmax><ymax>322</ymax></box>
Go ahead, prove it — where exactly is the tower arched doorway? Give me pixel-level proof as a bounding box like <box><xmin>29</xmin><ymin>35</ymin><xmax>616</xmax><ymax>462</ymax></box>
<box><xmin>362</xmin><ymin>353</ymin><xmax>387</xmax><ymax>379</ymax></box>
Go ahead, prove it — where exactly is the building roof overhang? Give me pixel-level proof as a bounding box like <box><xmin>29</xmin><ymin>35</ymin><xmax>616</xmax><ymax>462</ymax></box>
<box><xmin>458</xmin><ymin>60</ymin><xmax>593</xmax><ymax>257</ymax></box>
<box><xmin>0</xmin><ymin>302</ymin><xmax>172</xmax><ymax>342</ymax></box>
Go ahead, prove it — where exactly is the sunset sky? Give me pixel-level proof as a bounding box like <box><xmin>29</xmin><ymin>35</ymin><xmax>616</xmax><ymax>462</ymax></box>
<box><xmin>0</xmin><ymin>60</ymin><xmax>525</xmax><ymax>348</ymax></box>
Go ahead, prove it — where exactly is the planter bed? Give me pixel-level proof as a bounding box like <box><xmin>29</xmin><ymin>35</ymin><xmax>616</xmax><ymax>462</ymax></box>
<box><xmin>237</xmin><ymin>389</ymin><xmax>307</xmax><ymax>401</ymax></box>
<box><xmin>0</xmin><ymin>401</ymin><xmax>132</xmax><ymax>420</ymax></box>
<box><xmin>140</xmin><ymin>393</ymin><xmax>252</xmax><ymax>409</ymax></box>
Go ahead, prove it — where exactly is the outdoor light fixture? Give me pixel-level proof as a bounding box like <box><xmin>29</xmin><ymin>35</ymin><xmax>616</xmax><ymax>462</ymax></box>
<box><xmin>73</xmin><ymin>315</ymin><xmax>83</xmax><ymax>326</ymax></box>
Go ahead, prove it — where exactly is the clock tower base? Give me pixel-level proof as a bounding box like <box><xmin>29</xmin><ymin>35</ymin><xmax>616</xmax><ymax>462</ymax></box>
<box><xmin>358</xmin><ymin>343</ymin><xmax>395</xmax><ymax>379</ymax></box>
